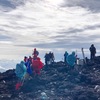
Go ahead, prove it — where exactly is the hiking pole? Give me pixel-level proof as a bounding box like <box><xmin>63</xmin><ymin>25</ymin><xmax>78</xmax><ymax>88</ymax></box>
<box><xmin>21</xmin><ymin>73</ymin><xmax>26</xmax><ymax>86</ymax></box>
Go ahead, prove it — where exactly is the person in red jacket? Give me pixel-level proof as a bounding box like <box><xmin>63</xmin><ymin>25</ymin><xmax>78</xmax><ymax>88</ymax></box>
<box><xmin>32</xmin><ymin>55</ymin><xmax>43</xmax><ymax>75</ymax></box>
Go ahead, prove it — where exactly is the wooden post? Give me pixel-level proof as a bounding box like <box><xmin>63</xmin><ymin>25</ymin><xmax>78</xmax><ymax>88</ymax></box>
<box><xmin>81</xmin><ymin>48</ymin><xmax>86</xmax><ymax>64</ymax></box>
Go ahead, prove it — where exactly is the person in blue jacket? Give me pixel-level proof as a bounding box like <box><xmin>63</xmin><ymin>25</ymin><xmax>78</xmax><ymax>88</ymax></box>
<box><xmin>15</xmin><ymin>61</ymin><xmax>27</xmax><ymax>79</ymax></box>
<box><xmin>24</xmin><ymin>56</ymin><xmax>33</xmax><ymax>75</ymax></box>
<box><xmin>67</xmin><ymin>51</ymin><xmax>76</xmax><ymax>68</ymax></box>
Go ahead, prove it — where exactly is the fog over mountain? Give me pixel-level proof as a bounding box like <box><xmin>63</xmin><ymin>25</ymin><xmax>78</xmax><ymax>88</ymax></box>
<box><xmin>0</xmin><ymin>0</ymin><xmax>100</xmax><ymax>62</ymax></box>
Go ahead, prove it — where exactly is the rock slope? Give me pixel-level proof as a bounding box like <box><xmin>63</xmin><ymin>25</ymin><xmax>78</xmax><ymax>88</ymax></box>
<box><xmin>0</xmin><ymin>61</ymin><xmax>100</xmax><ymax>100</ymax></box>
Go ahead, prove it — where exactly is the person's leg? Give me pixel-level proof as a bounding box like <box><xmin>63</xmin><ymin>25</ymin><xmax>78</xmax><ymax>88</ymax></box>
<box><xmin>90</xmin><ymin>53</ymin><xmax>92</xmax><ymax>60</ymax></box>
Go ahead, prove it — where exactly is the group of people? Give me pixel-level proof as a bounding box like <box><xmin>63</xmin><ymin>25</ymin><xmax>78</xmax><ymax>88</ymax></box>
<box><xmin>15</xmin><ymin>44</ymin><xmax>96</xmax><ymax>90</ymax></box>
<box><xmin>15</xmin><ymin>44</ymin><xmax>96</xmax><ymax>79</ymax></box>
<box><xmin>64</xmin><ymin>51</ymin><xmax>76</xmax><ymax>68</ymax></box>
<box><xmin>63</xmin><ymin>44</ymin><xmax>97</xmax><ymax>67</ymax></box>
<box><xmin>44</xmin><ymin>52</ymin><xmax>55</xmax><ymax>66</ymax></box>
<box><xmin>15</xmin><ymin>48</ymin><xmax>44</xmax><ymax>90</ymax></box>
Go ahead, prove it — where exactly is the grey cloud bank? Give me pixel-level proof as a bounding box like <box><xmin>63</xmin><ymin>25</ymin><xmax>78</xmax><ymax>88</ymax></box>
<box><xmin>62</xmin><ymin>0</ymin><xmax>100</xmax><ymax>13</ymax></box>
<box><xmin>0</xmin><ymin>0</ymin><xmax>100</xmax><ymax>61</ymax></box>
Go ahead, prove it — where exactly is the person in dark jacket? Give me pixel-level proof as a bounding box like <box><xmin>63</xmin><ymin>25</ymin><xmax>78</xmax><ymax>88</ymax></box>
<box><xmin>49</xmin><ymin>52</ymin><xmax>55</xmax><ymax>64</ymax></box>
<box><xmin>44</xmin><ymin>53</ymin><xmax>50</xmax><ymax>66</ymax></box>
<box><xmin>89</xmin><ymin>44</ymin><xmax>96</xmax><ymax>61</ymax></box>
<box><xmin>32</xmin><ymin>48</ymin><xmax>39</xmax><ymax>56</ymax></box>
<box><xmin>64</xmin><ymin>51</ymin><xmax>68</xmax><ymax>64</ymax></box>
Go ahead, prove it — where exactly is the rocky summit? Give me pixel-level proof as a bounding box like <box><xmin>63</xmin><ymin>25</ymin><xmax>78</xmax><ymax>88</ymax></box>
<box><xmin>0</xmin><ymin>59</ymin><xmax>100</xmax><ymax>100</ymax></box>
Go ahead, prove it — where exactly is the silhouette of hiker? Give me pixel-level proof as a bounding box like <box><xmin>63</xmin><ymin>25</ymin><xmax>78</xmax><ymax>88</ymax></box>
<box><xmin>44</xmin><ymin>53</ymin><xmax>50</xmax><ymax>66</ymax></box>
<box><xmin>89</xmin><ymin>44</ymin><xmax>96</xmax><ymax>61</ymax></box>
<box><xmin>49</xmin><ymin>52</ymin><xmax>55</xmax><ymax>64</ymax></box>
<box><xmin>32</xmin><ymin>48</ymin><xmax>39</xmax><ymax>57</ymax></box>
<box><xmin>64</xmin><ymin>51</ymin><xmax>68</xmax><ymax>64</ymax></box>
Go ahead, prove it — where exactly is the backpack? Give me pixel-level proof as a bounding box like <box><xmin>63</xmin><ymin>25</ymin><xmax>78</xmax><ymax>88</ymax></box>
<box><xmin>15</xmin><ymin>61</ymin><xmax>27</xmax><ymax>79</ymax></box>
<box><xmin>67</xmin><ymin>52</ymin><xmax>76</xmax><ymax>67</ymax></box>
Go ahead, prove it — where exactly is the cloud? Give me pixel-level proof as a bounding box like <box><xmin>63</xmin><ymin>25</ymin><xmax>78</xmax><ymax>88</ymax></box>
<box><xmin>0</xmin><ymin>0</ymin><xmax>16</xmax><ymax>8</ymax></box>
<box><xmin>0</xmin><ymin>0</ymin><xmax>25</xmax><ymax>11</ymax></box>
<box><xmin>0</xmin><ymin>0</ymin><xmax>100</xmax><ymax>60</ymax></box>
<box><xmin>62</xmin><ymin>0</ymin><xmax>100</xmax><ymax>13</ymax></box>
<box><xmin>61</xmin><ymin>24</ymin><xmax>100</xmax><ymax>34</ymax></box>
<box><xmin>0</xmin><ymin>34</ymin><xmax>12</xmax><ymax>41</ymax></box>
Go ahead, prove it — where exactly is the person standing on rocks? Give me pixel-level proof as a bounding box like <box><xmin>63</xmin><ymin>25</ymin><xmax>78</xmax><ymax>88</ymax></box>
<box><xmin>89</xmin><ymin>44</ymin><xmax>96</xmax><ymax>61</ymax></box>
<box><xmin>66</xmin><ymin>51</ymin><xmax>76</xmax><ymax>69</ymax></box>
<box><xmin>32</xmin><ymin>48</ymin><xmax>39</xmax><ymax>58</ymax></box>
<box><xmin>64</xmin><ymin>51</ymin><xmax>68</xmax><ymax>64</ymax></box>
<box><xmin>44</xmin><ymin>53</ymin><xmax>50</xmax><ymax>66</ymax></box>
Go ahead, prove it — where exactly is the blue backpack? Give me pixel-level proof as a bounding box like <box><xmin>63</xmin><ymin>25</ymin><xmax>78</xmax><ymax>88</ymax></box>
<box><xmin>67</xmin><ymin>52</ymin><xmax>76</xmax><ymax>67</ymax></box>
<box><xmin>15</xmin><ymin>61</ymin><xmax>27</xmax><ymax>79</ymax></box>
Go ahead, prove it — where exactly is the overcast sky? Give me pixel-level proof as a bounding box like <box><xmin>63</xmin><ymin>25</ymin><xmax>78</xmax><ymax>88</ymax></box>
<box><xmin>0</xmin><ymin>0</ymin><xmax>100</xmax><ymax>61</ymax></box>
